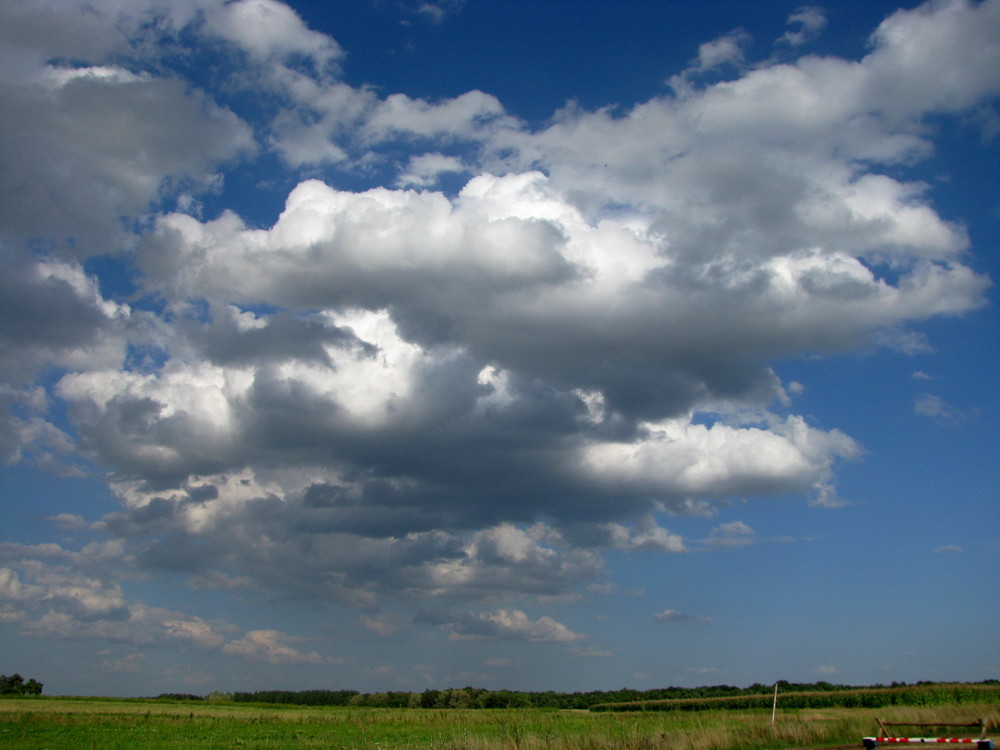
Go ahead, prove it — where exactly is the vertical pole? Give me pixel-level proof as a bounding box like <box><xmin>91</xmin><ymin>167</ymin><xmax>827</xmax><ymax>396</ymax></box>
<box><xmin>771</xmin><ymin>681</ymin><xmax>778</xmax><ymax>725</ymax></box>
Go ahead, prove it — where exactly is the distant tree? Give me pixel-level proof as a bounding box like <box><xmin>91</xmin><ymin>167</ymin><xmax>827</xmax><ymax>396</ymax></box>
<box><xmin>0</xmin><ymin>674</ymin><xmax>43</xmax><ymax>696</ymax></box>
<box><xmin>436</xmin><ymin>688</ymin><xmax>472</xmax><ymax>708</ymax></box>
<box><xmin>385</xmin><ymin>691</ymin><xmax>412</xmax><ymax>708</ymax></box>
<box><xmin>155</xmin><ymin>693</ymin><xmax>203</xmax><ymax>701</ymax></box>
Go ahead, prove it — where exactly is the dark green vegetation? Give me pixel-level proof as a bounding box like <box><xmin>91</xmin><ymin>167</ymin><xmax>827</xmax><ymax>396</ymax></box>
<box><xmin>210</xmin><ymin>680</ymin><xmax>999</xmax><ymax>711</ymax></box>
<box><xmin>590</xmin><ymin>682</ymin><xmax>1000</xmax><ymax>712</ymax></box>
<box><xmin>0</xmin><ymin>675</ymin><xmax>42</xmax><ymax>696</ymax></box>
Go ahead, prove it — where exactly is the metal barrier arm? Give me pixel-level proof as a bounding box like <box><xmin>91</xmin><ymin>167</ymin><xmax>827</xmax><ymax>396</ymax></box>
<box><xmin>862</xmin><ymin>739</ymin><xmax>994</xmax><ymax>749</ymax></box>
<box><xmin>876</xmin><ymin>720</ymin><xmax>990</xmax><ymax>740</ymax></box>
<box><xmin>865</xmin><ymin>718</ymin><xmax>993</xmax><ymax>748</ymax></box>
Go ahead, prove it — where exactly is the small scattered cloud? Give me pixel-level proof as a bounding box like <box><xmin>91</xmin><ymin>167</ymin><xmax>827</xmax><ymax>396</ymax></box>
<box><xmin>815</xmin><ymin>664</ymin><xmax>838</xmax><ymax>675</ymax></box>
<box><xmin>484</xmin><ymin>657</ymin><xmax>518</xmax><ymax>668</ymax></box>
<box><xmin>714</xmin><ymin>521</ymin><xmax>755</xmax><ymax>537</ymax></box>
<box><xmin>607</xmin><ymin>520</ymin><xmax>687</xmax><ymax>553</ymax></box>
<box><xmin>703</xmin><ymin>521</ymin><xmax>757</xmax><ymax>547</ymax></box>
<box><xmin>100</xmin><ymin>652</ymin><xmax>146</xmax><ymax>674</ymax></box>
<box><xmin>413</xmin><ymin>0</ymin><xmax>465</xmax><ymax>24</ymax></box>
<box><xmin>46</xmin><ymin>513</ymin><xmax>89</xmax><ymax>530</ymax></box>
<box><xmin>358</xmin><ymin>614</ymin><xmax>409</xmax><ymax>636</ymax></box>
<box><xmin>778</xmin><ymin>6</ymin><xmax>828</xmax><ymax>47</ymax></box>
<box><xmin>810</xmin><ymin>481</ymin><xmax>852</xmax><ymax>509</ymax></box>
<box><xmin>912</xmin><ymin>370</ymin><xmax>935</xmax><ymax>380</ymax></box>
<box><xmin>0</xmin><ymin>606</ymin><xmax>26</xmax><ymax>624</ymax></box>
<box><xmin>933</xmin><ymin>545</ymin><xmax>963</xmax><ymax>554</ymax></box>
<box><xmin>395</xmin><ymin>153</ymin><xmax>466</xmax><ymax>188</ymax></box>
<box><xmin>969</xmin><ymin>104</ymin><xmax>1000</xmax><ymax>143</ymax></box>
<box><xmin>652</xmin><ymin>609</ymin><xmax>712</xmax><ymax>623</ymax></box>
<box><xmin>914</xmin><ymin>394</ymin><xmax>976</xmax><ymax>424</ymax></box>
<box><xmin>696</xmin><ymin>29</ymin><xmax>752</xmax><ymax>70</ymax></box>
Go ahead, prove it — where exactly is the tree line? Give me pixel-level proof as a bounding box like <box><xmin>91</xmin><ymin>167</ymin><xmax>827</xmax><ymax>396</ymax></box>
<box><xmin>0</xmin><ymin>674</ymin><xmax>43</xmax><ymax>696</ymax></box>
<box><xmin>212</xmin><ymin>680</ymin><xmax>997</xmax><ymax>710</ymax></box>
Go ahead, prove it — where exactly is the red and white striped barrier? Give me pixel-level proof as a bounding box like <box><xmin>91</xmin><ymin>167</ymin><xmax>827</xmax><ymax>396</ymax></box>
<box><xmin>863</xmin><ymin>739</ymin><xmax>994</xmax><ymax>749</ymax></box>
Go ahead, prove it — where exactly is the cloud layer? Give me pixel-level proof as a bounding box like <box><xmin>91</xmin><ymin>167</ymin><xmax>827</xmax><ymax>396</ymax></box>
<box><xmin>1</xmin><ymin>0</ymin><xmax>997</xmax><ymax>659</ymax></box>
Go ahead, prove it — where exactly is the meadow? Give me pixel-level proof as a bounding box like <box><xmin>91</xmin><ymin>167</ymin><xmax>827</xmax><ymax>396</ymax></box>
<box><xmin>1</xmin><ymin>696</ymin><xmax>998</xmax><ymax>750</ymax></box>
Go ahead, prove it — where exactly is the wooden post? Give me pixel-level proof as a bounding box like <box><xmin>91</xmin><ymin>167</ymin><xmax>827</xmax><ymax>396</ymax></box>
<box><xmin>771</xmin><ymin>682</ymin><xmax>778</xmax><ymax>725</ymax></box>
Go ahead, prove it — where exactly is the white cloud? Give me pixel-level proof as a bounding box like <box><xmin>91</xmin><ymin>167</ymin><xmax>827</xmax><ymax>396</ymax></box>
<box><xmin>1</xmin><ymin>547</ymin><xmax>330</xmax><ymax>664</ymax></box>
<box><xmin>606</xmin><ymin>520</ymin><xmax>687</xmax><ymax>553</ymax></box>
<box><xmin>779</xmin><ymin>7</ymin><xmax>828</xmax><ymax>47</ymax></box>
<box><xmin>426</xmin><ymin>524</ymin><xmax>604</xmax><ymax>599</ymax></box>
<box><xmin>914</xmin><ymin>393</ymin><xmax>974</xmax><ymax>423</ymax></box>
<box><xmin>414</xmin><ymin>0</ymin><xmax>466</xmax><ymax>24</ymax></box>
<box><xmin>222</xmin><ymin>629</ymin><xmax>325</xmax><ymax>664</ymax></box>
<box><xmin>0</xmin><ymin>567</ymin><xmax>42</xmax><ymax>602</ymax></box>
<box><xmin>581</xmin><ymin>415</ymin><xmax>860</xmax><ymax>507</ymax></box>
<box><xmin>695</xmin><ymin>29</ymin><xmax>752</xmax><ymax>70</ymax></box>
<box><xmin>46</xmin><ymin>514</ymin><xmax>89</xmax><ymax>531</ymax></box>
<box><xmin>364</xmin><ymin>90</ymin><xmax>511</xmax><ymax>142</ymax></box>
<box><xmin>865</xmin><ymin>0</ymin><xmax>1000</xmax><ymax>116</ymax></box>
<box><xmin>396</xmin><ymin>153</ymin><xmax>467</xmax><ymax>188</ymax></box>
<box><xmin>444</xmin><ymin>609</ymin><xmax>584</xmax><ymax>642</ymax></box>
<box><xmin>202</xmin><ymin>0</ymin><xmax>343</xmax><ymax>69</ymax></box>
<box><xmin>1</xmin><ymin>0</ymin><xmax>998</xmax><ymax>649</ymax></box>
<box><xmin>652</xmin><ymin>609</ymin><xmax>712</xmax><ymax>623</ymax></box>
<box><xmin>359</xmin><ymin>614</ymin><xmax>407</xmax><ymax>636</ymax></box>
<box><xmin>701</xmin><ymin>520</ymin><xmax>801</xmax><ymax>547</ymax></box>
<box><xmin>709</xmin><ymin>521</ymin><xmax>756</xmax><ymax>545</ymax></box>
<box><xmin>0</xmin><ymin>60</ymin><xmax>253</xmax><ymax>256</ymax></box>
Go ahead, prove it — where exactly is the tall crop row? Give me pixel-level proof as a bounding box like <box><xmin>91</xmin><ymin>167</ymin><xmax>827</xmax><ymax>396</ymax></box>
<box><xmin>589</xmin><ymin>684</ymin><xmax>1000</xmax><ymax>712</ymax></box>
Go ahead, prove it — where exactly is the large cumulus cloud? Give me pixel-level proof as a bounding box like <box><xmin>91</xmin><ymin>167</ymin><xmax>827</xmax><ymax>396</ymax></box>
<box><xmin>1</xmin><ymin>0</ymin><xmax>997</xmax><ymax>651</ymax></box>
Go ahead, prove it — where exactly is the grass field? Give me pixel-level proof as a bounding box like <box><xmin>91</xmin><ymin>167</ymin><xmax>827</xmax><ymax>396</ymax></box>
<box><xmin>1</xmin><ymin>698</ymin><xmax>997</xmax><ymax>750</ymax></box>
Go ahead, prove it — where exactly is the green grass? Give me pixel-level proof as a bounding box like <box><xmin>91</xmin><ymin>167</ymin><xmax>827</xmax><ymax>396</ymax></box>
<box><xmin>1</xmin><ymin>697</ymin><xmax>997</xmax><ymax>749</ymax></box>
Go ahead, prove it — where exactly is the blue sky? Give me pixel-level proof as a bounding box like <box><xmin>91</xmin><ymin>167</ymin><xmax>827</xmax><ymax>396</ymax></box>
<box><xmin>0</xmin><ymin>0</ymin><xmax>997</xmax><ymax>697</ymax></box>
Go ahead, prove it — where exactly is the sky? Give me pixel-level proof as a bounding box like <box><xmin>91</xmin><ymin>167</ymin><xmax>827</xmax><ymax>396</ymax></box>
<box><xmin>0</xmin><ymin>0</ymin><xmax>998</xmax><ymax>697</ymax></box>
